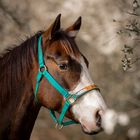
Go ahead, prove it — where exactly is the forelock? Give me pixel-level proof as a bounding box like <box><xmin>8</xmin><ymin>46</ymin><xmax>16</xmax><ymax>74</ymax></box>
<box><xmin>52</xmin><ymin>30</ymin><xmax>81</xmax><ymax>59</ymax></box>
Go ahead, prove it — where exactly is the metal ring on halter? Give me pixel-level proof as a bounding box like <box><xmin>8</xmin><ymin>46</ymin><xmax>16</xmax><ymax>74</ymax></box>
<box><xmin>66</xmin><ymin>95</ymin><xmax>76</xmax><ymax>104</ymax></box>
<box><xmin>39</xmin><ymin>65</ymin><xmax>47</xmax><ymax>72</ymax></box>
<box><xmin>55</xmin><ymin>123</ymin><xmax>63</xmax><ymax>130</ymax></box>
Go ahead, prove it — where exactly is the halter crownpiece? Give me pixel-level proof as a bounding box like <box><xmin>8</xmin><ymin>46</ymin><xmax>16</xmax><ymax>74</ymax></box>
<box><xmin>34</xmin><ymin>35</ymin><xmax>100</xmax><ymax>129</ymax></box>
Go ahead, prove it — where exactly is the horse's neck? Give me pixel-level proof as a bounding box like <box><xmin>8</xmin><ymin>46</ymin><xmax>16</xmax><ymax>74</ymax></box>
<box><xmin>0</xmin><ymin>81</ymin><xmax>41</xmax><ymax>140</ymax></box>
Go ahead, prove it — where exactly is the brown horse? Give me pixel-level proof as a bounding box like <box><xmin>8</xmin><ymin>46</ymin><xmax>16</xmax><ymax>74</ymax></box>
<box><xmin>0</xmin><ymin>14</ymin><xmax>107</xmax><ymax>140</ymax></box>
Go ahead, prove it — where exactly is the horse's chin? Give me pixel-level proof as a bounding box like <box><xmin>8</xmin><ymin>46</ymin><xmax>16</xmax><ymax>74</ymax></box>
<box><xmin>81</xmin><ymin>125</ymin><xmax>103</xmax><ymax>135</ymax></box>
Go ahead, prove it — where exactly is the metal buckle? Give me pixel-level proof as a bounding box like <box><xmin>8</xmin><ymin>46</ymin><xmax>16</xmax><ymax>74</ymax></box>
<box><xmin>55</xmin><ymin>123</ymin><xmax>63</xmax><ymax>130</ymax></box>
<box><xmin>39</xmin><ymin>65</ymin><xmax>47</xmax><ymax>72</ymax></box>
<box><xmin>66</xmin><ymin>95</ymin><xmax>76</xmax><ymax>104</ymax></box>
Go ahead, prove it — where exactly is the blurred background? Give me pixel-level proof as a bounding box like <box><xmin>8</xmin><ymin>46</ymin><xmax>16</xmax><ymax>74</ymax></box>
<box><xmin>0</xmin><ymin>0</ymin><xmax>140</xmax><ymax>140</ymax></box>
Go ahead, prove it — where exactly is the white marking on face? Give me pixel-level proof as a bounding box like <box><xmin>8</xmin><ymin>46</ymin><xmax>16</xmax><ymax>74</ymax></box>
<box><xmin>70</xmin><ymin>57</ymin><xmax>107</xmax><ymax>133</ymax></box>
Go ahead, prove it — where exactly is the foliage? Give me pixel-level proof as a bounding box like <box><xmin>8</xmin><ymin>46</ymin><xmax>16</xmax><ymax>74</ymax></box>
<box><xmin>119</xmin><ymin>0</ymin><xmax>140</xmax><ymax>71</ymax></box>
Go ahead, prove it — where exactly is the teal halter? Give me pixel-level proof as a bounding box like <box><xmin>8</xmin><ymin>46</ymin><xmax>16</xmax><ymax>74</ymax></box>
<box><xmin>34</xmin><ymin>35</ymin><xmax>100</xmax><ymax>129</ymax></box>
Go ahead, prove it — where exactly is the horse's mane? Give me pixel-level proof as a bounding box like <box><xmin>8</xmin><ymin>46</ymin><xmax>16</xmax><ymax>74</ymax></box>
<box><xmin>0</xmin><ymin>32</ymin><xmax>42</xmax><ymax>106</ymax></box>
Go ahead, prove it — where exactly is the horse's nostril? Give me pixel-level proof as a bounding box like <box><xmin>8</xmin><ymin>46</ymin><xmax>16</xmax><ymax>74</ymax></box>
<box><xmin>95</xmin><ymin>110</ymin><xmax>102</xmax><ymax>127</ymax></box>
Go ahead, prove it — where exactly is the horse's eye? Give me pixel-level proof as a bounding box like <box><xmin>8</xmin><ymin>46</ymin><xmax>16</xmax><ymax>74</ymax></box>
<box><xmin>58</xmin><ymin>63</ymin><xmax>68</xmax><ymax>70</ymax></box>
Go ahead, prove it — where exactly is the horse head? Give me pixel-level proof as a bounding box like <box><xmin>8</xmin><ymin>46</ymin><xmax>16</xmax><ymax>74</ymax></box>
<box><xmin>33</xmin><ymin>14</ymin><xmax>107</xmax><ymax>135</ymax></box>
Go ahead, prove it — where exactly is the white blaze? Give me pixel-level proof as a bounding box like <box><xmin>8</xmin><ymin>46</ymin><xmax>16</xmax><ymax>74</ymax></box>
<box><xmin>70</xmin><ymin>57</ymin><xmax>107</xmax><ymax>132</ymax></box>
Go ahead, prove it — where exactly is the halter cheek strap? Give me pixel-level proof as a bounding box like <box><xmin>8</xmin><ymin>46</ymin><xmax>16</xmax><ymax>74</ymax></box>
<box><xmin>34</xmin><ymin>35</ymin><xmax>100</xmax><ymax>129</ymax></box>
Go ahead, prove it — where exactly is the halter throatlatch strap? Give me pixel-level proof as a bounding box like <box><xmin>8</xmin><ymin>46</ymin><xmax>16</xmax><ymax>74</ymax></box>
<box><xmin>34</xmin><ymin>35</ymin><xmax>100</xmax><ymax>129</ymax></box>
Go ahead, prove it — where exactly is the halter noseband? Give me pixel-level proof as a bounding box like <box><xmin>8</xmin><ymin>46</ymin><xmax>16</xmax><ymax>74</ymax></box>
<box><xmin>34</xmin><ymin>35</ymin><xmax>100</xmax><ymax>129</ymax></box>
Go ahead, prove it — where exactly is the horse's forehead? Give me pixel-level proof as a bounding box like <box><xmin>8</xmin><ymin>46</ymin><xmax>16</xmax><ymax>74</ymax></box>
<box><xmin>49</xmin><ymin>39</ymin><xmax>81</xmax><ymax>61</ymax></box>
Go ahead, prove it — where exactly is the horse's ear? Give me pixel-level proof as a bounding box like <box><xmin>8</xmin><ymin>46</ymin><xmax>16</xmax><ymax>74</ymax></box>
<box><xmin>43</xmin><ymin>14</ymin><xmax>61</xmax><ymax>40</ymax></box>
<box><xmin>65</xmin><ymin>16</ymin><xmax>82</xmax><ymax>38</ymax></box>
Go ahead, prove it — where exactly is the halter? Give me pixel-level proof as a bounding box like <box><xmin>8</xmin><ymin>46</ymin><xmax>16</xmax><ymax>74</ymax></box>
<box><xmin>34</xmin><ymin>35</ymin><xmax>100</xmax><ymax>129</ymax></box>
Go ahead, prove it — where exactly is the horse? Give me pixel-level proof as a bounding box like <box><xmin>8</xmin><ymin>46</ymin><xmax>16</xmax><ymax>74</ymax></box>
<box><xmin>0</xmin><ymin>14</ymin><xmax>107</xmax><ymax>140</ymax></box>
